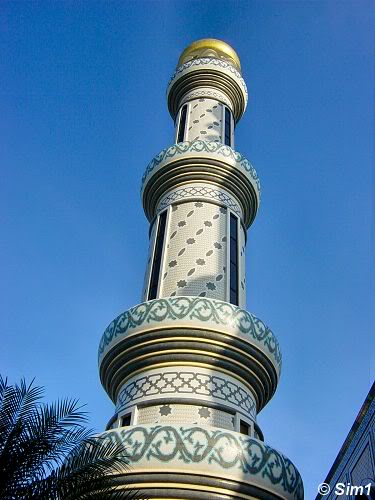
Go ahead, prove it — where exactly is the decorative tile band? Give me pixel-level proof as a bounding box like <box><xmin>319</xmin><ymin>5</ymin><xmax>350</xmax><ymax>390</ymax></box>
<box><xmin>141</xmin><ymin>140</ymin><xmax>260</xmax><ymax>192</ymax></box>
<box><xmin>180</xmin><ymin>88</ymin><xmax>232</xmax><ymax>109</ymax></box>
<box><xmin>156</xmin><ymin>184</ymin><xmax>242</xmax><ymax>217</ymax></box>
<box><xmin>98</xmin><ymin>296</ymin><xmax>281</xmax><ymax>371</ymax></box>
<box><xmin>136</xmin><ymin>403</ymin><xmax>236</xmax><ymax>431</ymax></box>
<box><xmin>116</xmin><ymin>368</ymin><xmax>257</xmax><ymax>418</ymax></box>
<box><xmin>168</xmin><ymin>57</ymin><xmax>248</xmax><ymax>98</ymax></box>
<box><xmin>101</xmin><ymin>424</ymin><xmax>303</xmax><ymax>500</ymax></box>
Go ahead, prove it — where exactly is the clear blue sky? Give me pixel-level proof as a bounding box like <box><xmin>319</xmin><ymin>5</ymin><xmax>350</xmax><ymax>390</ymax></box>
<box><xmin>1</xmin><ymin>1</ymin><xmax>374</xmax><ymax>497</ymax></box>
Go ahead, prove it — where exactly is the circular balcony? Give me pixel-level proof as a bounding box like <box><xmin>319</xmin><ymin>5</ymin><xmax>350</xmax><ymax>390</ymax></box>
<box><xmin>141</xmin><ymin>140</ymin><xmax>260</xmax><ymax>228</ymax></box>
<box><xmin>99</xmin><ymin>424</ymin><xmax>303</xmax><ymax>500</ymax></box>
<box><xmin>167</xmin><ymin>57</ymin><xmax>248</xmax><ymax>122</ymax></box>
<box><xmin>98</xmin><ymin>297</ymin><xmax>281</xmax><ymax>413</ymax></box>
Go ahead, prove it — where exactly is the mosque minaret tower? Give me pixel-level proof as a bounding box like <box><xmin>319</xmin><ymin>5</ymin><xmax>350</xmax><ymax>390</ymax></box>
<box><xmin>99</xmin><ymin>39</ymin><xmax>303</xmax><ymax>500</ymax></box>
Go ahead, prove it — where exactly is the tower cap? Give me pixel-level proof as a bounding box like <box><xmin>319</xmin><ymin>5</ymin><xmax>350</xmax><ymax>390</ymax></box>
<box><xmin>178</xmin><ymin>38</ymin><xmax>241</xmax><ymax>71</ymax></box>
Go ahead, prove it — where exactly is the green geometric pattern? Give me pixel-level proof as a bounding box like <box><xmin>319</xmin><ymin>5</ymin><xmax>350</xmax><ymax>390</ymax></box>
<box><xmin>98</xmin><ymin>296</ymin><xmax>281</xmax><ymax>369</ymax></box>
<box><xmin>169</xmin><ymin>57</ymin><xmax>248</xmax><ymax>97</ymax></box>
<box><xmin>141</xmin><ymin>140</ymin><xmax>260</xmax><ymax>193</ymax></box>
<box><xmin>102</xmin><ymin>424</ymin><xmax>303</xmax><ymax>499</ymax></box>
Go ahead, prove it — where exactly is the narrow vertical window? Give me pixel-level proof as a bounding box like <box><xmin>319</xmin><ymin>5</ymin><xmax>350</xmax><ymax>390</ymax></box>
<box><xmin>177</xmin><ymin>105</ymin><xmax>187</xmax><ymax>143</ymax></box>
<box><xmin>224</xmin><ymin>107</ymin><xmax>232</xmax><ymax>146</ymax></box>
<box><xmin>229</xmin><ymin>213</ymin><xmax>238</xmax><ymax>305</ymax></box>
<box><xmin>121</xmin><ymin>414</ymin><xmax>131</xmax><ymax>427</ymax></box>
<box><xmin>240</xmin><ymin>420</ymin><xmax>249</xmax><ymax>435</ymax></box>
<box><xmin>148</xmin><ymin>217</ymin><xmax>156</xmax><ymax>238</ymax></box>
<box><xmin>148</xmin><ymin>211</ymin><xmax>167</xmax><ymax>300</ymax></box>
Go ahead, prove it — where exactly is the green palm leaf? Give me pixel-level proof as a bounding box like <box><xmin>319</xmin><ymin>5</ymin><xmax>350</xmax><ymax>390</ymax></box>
<box><xmin>0</xmin><ymin>376</ymin><xmax>140</xmax><ymax>500</ymax></box>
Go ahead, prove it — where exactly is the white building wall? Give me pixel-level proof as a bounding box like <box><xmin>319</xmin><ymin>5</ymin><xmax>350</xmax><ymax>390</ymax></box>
<box><xmin>175</xmin><ymin>97</ymin><xmax>234</xmax><ymax>146</ymax></box>
<box><xmin>160</xmin><ymin>200</ymin><xmax>228</xmax><ymax>300</ymax></box>
<box><xmin>142</xmin><ymin>197</ymin><xmax>246</xmax><ymax>308</ymax></box>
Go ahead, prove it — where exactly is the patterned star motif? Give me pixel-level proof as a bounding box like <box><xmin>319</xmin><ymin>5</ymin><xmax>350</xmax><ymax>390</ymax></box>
<box><xmin>198</xmin><ymin>407</ymin><xmax>211</xmax><ymax>419</ymax></box>
<box><xmin>206</xmin><ymin>282</ymin><xmax>216</xmax><ymax>290</ymax></box>
<box><xmin>159</xmin><ymin>405</ymin><xmax>172</xmax><ymax>416</ymax></box>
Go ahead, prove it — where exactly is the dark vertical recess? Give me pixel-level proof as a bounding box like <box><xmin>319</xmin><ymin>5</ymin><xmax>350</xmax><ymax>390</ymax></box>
<box><xmin>240</xmin><ymin>420</ymin><xmax>249</xmax><ymax>435</ymax></box>
<box><xmin>121</xmin><ymin>414</ymin><xmax>131</xmax><ymax>427</ymax></box>
<box><xmin>224</xmin><ymin>107</ymin><xmax>232</xmax><ymax>146</ymax></box>
<box><xmin>148</xmin><ymin>211</ymin><xmax>167</xmax><ymax>300</ymax></box>
<box><xmin>177</xmin><ymin>105</ymin><xmax>187</xmax><ymax>143</ymax></box>
<box><xmin>229</xmin><ymin>213</ymin><xmax>238</xmax><ymax>305</ymax></box>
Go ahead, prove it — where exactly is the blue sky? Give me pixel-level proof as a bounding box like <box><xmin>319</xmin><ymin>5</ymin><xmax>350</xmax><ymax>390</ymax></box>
<box><xmin>1</xmin><ymin>1</ymin><xmax>374</xmax><ymax>497</ymax></box>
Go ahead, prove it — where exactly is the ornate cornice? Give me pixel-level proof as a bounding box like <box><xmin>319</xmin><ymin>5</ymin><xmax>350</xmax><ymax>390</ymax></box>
<box><xmin>99</xmin><ymin>297</ymin><xmax>280</xmax><ymax>365</ymax></box>
<box><xmin>98</xmin><ymin>297</ymin><xmax>281</xmax><ymax>410</ymax></box>
<box><xmin>168</xmin><ymin>57</ymin><xmax>247</xmax><ymax>95</ymax></box>
<box><xmin>167</xmin><ymin>57</ymin><xmax>248</xmax><ymax>122</ymax></box>
<box><xmin>141</xmin><ymin>140</ymin><xmax>260</xmax><ymax>228</ymax></box>
<box><xmin>101</xmin><ymin>424</ymin><xmax>304</xmax><ymax>500</ymax></box>
<box><xmin>142</xmin><ymin>141</ymin><xmax>259</xmax><ymax>188</ymax></box>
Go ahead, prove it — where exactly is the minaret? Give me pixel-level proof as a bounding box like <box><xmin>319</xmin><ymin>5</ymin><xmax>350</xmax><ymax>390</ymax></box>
<box><xmin>99</xmin><ymin>39</ymin><xmax>303</xmax><ymax>500</ymax></box>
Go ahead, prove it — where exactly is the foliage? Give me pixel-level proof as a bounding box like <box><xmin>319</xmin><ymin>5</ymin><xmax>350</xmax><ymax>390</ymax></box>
<box><xmin>0</xmin><ymin>376</ymin><xmax>139</xmax><ymax>499</ymax></box>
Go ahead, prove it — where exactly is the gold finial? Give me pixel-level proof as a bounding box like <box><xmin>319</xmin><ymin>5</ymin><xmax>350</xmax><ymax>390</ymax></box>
<box><xmin>178</xmin><ymin>38</ymin><xmax>241</xmax><ymax>71</ymax></box>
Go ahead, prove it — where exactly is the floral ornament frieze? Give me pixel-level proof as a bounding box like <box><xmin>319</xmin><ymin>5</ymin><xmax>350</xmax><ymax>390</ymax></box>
<box><xmin>141</xmin><ymin>140</ymin><xmax>261</xmax><ymax>193</ymax></box>
<box><xmin>98</xmin><ymin>296</ymin><xmax>281</xmax><ymax>371</ymax></box>
<box><xmin>168</xmin><ymin>57</ymin><xmax>248</xmax><ymax>97</ymax></box>
<box><xmin>102</xmin><ymin>424</ymin><xmax>303</xmax><ymax>500</ymax></box>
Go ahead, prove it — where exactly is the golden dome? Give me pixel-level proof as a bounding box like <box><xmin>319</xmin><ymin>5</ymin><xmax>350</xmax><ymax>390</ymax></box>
<box><xmin>178</xmin><ymin>38</ymin><xmax>241</xmax><ymax>71</ymax></box>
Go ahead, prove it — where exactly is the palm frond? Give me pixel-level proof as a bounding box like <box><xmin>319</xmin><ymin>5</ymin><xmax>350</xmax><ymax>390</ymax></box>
<box><xmin>1</xmin><ymin>396</ymin><xmax>92</xmax><ymax>487</ymax></box>
<box><xmin>23</xmin><ymin>436</ymin><xmax>134</xmax><ymax>499</ymax></box>
<box><xmin>0</xmin><ymin>376</ymin><xmax>43</xmax><ymax>450</ymax></box>
<box><xmin>0</xmin><ymin>375</ymin><xmax>140</xmax><ymax>500</ymax></box>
